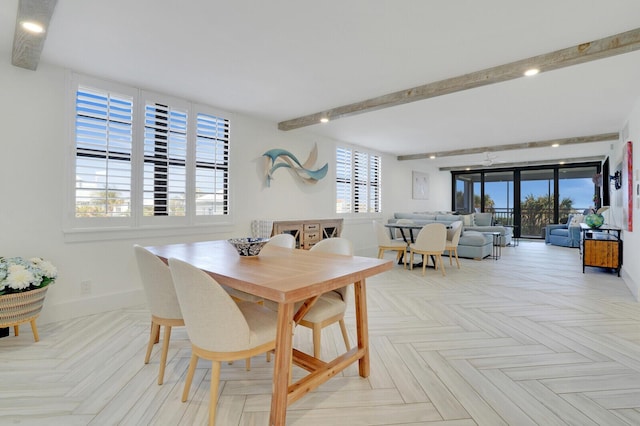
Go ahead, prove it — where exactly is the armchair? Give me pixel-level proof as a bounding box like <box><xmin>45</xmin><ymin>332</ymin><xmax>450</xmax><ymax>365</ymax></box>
<box><xmin>545</xmin><ymin>214</ymin><xmax>581</xmax><ymax>248</ymax></box>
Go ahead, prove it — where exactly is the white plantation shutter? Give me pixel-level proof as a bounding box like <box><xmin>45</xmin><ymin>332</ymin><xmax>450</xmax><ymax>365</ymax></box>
<box><xmin>354</xmin><ymin>151</ymin><xmax>369</xmax><ymax>213</ymax></box>
<box><xmin>75</xmin><ymin>87</ymin><xmax>133</xmax><ymax>217</ymax></box>
<box><xmin>70</xmin><ymin>74</ymin><xmax>231</xmax><ymax>233</ymax></box>
<box><xmin>336</xmin><ymin>147</ymin><xmax>381</xmax><ymax>214</ymax></box>
<box><xmin>143</xmin><ymin>103</ymin><xmax>187</xmax><ymax>216</ymax></box>
<box><xmin>336</xmin><ymin>147</ymin><xmax>352</xmax><ymax>213</ymax></box>
<box><xmin>369</xmin><ymin>154</ymin><xmax>381</xmax><ymax>213</ymax></box>
<box><xmin>195</xmin><ymin>113</ymin><xmax>230</xmax><ymax>215</ymax></box>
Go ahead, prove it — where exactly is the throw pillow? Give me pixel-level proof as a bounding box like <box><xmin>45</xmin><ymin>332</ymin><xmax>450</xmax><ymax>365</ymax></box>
<box><xmin>460</xmin><ymin>214</ymin><xmax>474</xmax><ymax>226</ymax></box>
<box><xmin>474</xmin><ymin>212</ymin><xmax>493</xmax><ymax>226</ymax></box>
<box><xmin>564</xmin><ymin>214</ymin><xmax>574</xmax><ymax>226</ymax></box>
<box><xmin>569</xmin><ymin>214</ymin><xmax>584</xmax><ymax>226</ymax></box>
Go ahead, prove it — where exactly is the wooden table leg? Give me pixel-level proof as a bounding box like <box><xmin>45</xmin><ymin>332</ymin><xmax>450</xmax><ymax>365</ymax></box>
<box><xmin>353</xmin><ymin>279</ymin><xmax>370</xmax><ymax>377</ymax></box>
<box><xmin>270</xmin><ymin>302</ymin><xmax>294</xmax><ymax>426</ymax></box>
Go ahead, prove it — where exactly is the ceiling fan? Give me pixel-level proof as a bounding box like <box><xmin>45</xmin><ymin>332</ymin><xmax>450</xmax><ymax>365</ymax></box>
<box><xmin>482</xmin><ymin>152</ymin><xmax>499</xmax><ymax>166</ymax></box>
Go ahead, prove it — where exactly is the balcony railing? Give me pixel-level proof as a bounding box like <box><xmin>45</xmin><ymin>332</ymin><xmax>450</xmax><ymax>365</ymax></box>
<box><xmin>488</xmin><ymin>207</ymin><xmax>588</xmax><ymax>238</ymax></box>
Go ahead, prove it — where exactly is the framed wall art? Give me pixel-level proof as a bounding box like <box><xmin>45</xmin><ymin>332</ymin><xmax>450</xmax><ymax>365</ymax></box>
<box><xmin>412</xmin><ymin>171</ymin><xmax>430</xmax><ymax>200</ymax></box>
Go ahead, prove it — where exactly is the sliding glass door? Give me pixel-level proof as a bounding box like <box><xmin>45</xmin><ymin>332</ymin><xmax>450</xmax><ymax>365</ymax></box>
<box><xmin>484</xmin><ymin>171</ymin><xmax>514</xmax><ymax>225</ymax></box>
<box><xmin>558</xmin><ymin>166</ymin><xmax>598</xmax><ymax>219</ymax></box>
<box><xmin>454</xmin><ymin>173</ymin><xmax>481</xmax><ymax>213</ymax></box>
<box><xmin>520</xmin><ymin>169</ymin><xmax>554</xmax><ymax>238</ymax></box>
<box><xmin>451</xmin><ymin>162</ymin><xmax>600</xmax><ymax>239</ymax></box>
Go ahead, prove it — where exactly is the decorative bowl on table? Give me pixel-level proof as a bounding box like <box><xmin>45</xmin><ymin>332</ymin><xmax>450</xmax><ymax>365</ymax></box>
<box><xmin>227</xmin><ymin>237</ymin><xmax>270</xmax><ymax>256</ymax></box>
<box><xmin>585</xmin><ymin>213</ymin><xmax>604</xmax><ymax>229</ymax></box>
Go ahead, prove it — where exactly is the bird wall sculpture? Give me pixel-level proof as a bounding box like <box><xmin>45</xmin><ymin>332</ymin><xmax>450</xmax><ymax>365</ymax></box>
<box><xmin>262</xmin><ymin>143</ymin><xmax>328</xmax><ymax>187</ymax></box>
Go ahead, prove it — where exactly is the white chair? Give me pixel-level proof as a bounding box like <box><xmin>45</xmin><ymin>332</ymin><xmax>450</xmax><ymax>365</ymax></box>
<box><xmin>373</xmin><ymin>220</ymin><xmax>407</xmax><ymax>268</ymax></box>
<box><xmin>263</xmin><ymin>233</ymin><xmax>296</xmax><ymax>249</ymax></box>
<box><xmin>133</xmin><ymin>245</ymin><xmax>185</xmax><ymax>385</ymax></box>
<box><xmin>409</xmin><ymin>223</ymin><xmax>447</xmax><ymax>276</ymax></box>
<box><xmin>445</xmin><ymin>221</ymin><xmax>463</xmax><ymax>269</ymax></box>
<box><xmin>299</xmin><ymin>237</ymin><xmax>353</xmax><ymax>358</ymax></box>
<box><xmin>168</xmin><ymin>258</ymin><xmax>277</xmax><ymax>426</ymax></box>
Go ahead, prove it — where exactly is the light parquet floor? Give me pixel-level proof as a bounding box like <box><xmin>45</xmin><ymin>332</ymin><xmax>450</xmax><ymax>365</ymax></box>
<box><xmin>1</xmin><ymin>241</ymin><xmax>640</xmax><ymax>425</ymax></box>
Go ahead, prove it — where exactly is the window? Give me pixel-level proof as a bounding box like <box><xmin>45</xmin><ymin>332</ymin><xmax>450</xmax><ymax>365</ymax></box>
<box><xmin>336</xmin><ymin>147</ymin><xmax>381</xmax><ymax>213</ymax></box>
<box><xmin>143</xmin><ymin>102</ymin><xmax>188</xmax><ymax>216</ymax></box>
<box><xmin>194</xmin><ymin>113</ymin><xmax>230</xmax><ymax>215</ymax></box>
<box><xmin>75</xmin><ymin>87</ymin><xmax>133</xmax><ymax>218</ymax></box>
<box><xmin>69</xmin><ymin>74</ymin><xmax>230</xmax><ymax>232</ymax></box>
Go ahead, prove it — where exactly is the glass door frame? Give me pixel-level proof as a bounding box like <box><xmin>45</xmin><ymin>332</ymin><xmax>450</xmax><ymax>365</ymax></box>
<box><xmin>451</xmin><ymin>161</ymin><xmax>602</xmax><ymax>239</ymax></box>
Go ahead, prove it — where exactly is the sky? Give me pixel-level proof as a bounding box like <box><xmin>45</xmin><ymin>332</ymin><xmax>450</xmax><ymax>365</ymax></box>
<box><xmin>484</xmin><ymin>178</ymin><xmax>596</xmax><ymax>211</ymax></box>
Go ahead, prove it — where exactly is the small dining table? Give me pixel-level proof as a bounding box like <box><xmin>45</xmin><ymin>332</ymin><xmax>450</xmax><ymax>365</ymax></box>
<box><xmin>384</xmin><ymin>222</ymin><xmax>426</xmax><ymax>244</ymax></box>
<box><xmin>384</xmin><ymin>223</ymin><xmax>451</xmax><ymax>267</ymax></box>
<box><xmin>384</xmin><ymin>222</ymin><xmax>453</xmax><ymax>244</ymax></box>
<box><xmin>145</xmin><ymin>240</ymin><xmax>392</xmax><ymax>426</ymax></box>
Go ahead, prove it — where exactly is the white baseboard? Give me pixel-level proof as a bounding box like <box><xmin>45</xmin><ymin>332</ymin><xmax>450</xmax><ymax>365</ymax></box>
<box><xmin>37</xmin><ymin>289</ymin><xmax>147</xmax><ymax>325</ymax></box>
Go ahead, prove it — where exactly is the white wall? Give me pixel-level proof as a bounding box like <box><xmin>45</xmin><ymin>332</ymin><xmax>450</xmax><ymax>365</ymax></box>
<box><xmin>0</xmin><ymin>60</ymin><xmax>451</xmax><ymax>324</ymax></box>
<box><xmin>613</xmin><ymin>98</ymin><xmax>640</xmax><ymax>300</ymax></box>
<box><xmin>8</xmin><ymin>58</ymin><xmax>634</xmax><ymax>326</ymax></box>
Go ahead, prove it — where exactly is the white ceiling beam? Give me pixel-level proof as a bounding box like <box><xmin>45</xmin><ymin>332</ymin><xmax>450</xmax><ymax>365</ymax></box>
<box><xmin>12</xmin><ymin>0</ymin><xmax>57</xmax><ymax>71</ymax></box>
<box><xmin>397</xmin><ymin>132</ymin><xmax>618</xmax><ymax>161</ymax></box>
<box><xmin>278</xmin><ymin>28</ymin><xmax>640</xmax><ymax>131</ymax></box>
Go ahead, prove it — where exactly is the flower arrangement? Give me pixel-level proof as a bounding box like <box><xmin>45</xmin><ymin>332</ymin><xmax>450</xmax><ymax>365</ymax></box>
<box><xmin>0</xmin><ymin>257</ymin><xmax>57</xmax><ymax>296</ymax></box>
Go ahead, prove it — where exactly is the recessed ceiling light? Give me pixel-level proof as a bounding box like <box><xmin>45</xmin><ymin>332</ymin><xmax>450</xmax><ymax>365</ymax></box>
<box><xmin>524</xmin><ymin>68</ymin><xmax>539</xmax><ymax>77</ymax></box>
<box><xmin>429</xmin><ymin>155</ymin><xmax>436</xmax><ymax>159</ymax></box>
<box><xmin>21</xmin><ymin>21</ymin><xmax>44</xmax><ymax>34</ymax></box>
<box><xmin>559</xmin><ymin>161</ymin><xmax>565</xmax><ymax>165</ymax></box>
<box><xmin>551</xmin><ymin>143</ymin><xmax>560</xmax><ymax>148</ymax></box>
<box><xmin>319</xmin><ymin>117</ymin><xmax>329</xmax><ymax>123</ymax></box>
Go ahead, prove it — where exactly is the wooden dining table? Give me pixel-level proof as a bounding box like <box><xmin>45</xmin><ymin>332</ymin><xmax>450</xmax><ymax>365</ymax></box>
<box><xmin>145</xmin><ymin>240</ymin><xmax>392</xmax><ymax>425</ymax></box>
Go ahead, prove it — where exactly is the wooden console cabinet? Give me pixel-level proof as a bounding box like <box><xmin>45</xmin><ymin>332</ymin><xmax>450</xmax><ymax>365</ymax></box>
<box><xmin>581</xmin><ymin>224</ymin><xmax>622</xmax><ymax>276</ymax></box>
<box><xmin>272</xmin><ymin>219</ymin><xmax>343</xmax><ymax>250</ymax></box>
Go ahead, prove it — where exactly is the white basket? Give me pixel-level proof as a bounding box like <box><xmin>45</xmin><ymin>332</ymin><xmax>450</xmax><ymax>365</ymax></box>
<box><xmin>0</xmin><ymin>286</ymin><xmax>48</xmax><ymax>329</ymax></box>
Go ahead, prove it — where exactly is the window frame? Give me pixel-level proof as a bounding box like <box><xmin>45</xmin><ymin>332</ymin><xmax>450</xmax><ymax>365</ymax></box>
<box><xmin>64</xmin><ymin>73</ymin><xmax>233</xmax><ymax>240</ymax></box>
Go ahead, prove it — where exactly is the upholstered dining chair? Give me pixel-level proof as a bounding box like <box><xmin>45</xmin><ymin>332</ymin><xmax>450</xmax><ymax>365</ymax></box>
<box><xmin>133</xmin><ymin>245</ymin><xmax>185</xmax><ymax>385</ymax></box>
<box><xmin>444</xmin><ymin>220</ymin><xmax>463</xmax><ymax>269</ymax></box>
<box><xmin>409</xmin><ymin>223</ymin><xmax>447</xmax><ymax>276</ymax></box>
<box><xmin>168</xmin><ymin>258</ymin><xmax>277</xmax><ymax>426</ymax></box>
<box><xmin>299</xmin><ymin>237</ymin><xmax>354</xmax><ymax>359</ymax></box>
<box><xmin>373</xmin><ymin>220</ymin><xmax>407</xmax><ymax>268</ymax></box>
<box><xmin>263</xmin><ymin>233</ymin><xmax>296</xmax><ymax>249</ymax></box>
